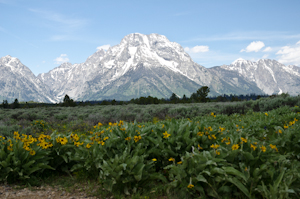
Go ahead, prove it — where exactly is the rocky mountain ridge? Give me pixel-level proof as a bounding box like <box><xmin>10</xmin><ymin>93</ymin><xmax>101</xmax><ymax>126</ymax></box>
<box><xmin>1</xmin><ymin>33</ymin><xmax>300</xmax><ymax>103</ymax></box>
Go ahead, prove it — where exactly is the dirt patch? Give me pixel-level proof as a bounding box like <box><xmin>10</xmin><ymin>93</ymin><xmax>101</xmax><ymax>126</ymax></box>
<box><xmin>0</xmin><ymin>183</ymin><xmax>100</xmax><ymax>199</ymax></box>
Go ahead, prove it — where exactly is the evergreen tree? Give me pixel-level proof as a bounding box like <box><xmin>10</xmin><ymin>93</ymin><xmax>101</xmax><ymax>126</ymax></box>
<box><xmin>12</xmin><ymin>98</ymin><xmax>20</xmax><ymax>109</ymax></box>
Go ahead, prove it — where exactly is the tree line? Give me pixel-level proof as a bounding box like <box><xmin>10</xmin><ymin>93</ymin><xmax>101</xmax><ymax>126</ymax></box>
<box><xmin>0</xmin><ymin>86</ymin><xmax>286</xmax><ymax>108</ymax></box>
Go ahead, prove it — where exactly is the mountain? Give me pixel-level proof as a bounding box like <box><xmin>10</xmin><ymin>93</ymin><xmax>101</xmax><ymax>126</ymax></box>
<box><xmin>217</xmin><ymin>58</ymin><xmax>300</xmax><ymax>95</ymax></box>
<box><xmin>0</xmin><ymin>55</ymin><xmax>55</xmax><ymax>103</ymax></box>
<box><xmin>1</xmin><ymin>33</ymin><xmax>300</xmax><ymax>103</ymax></box>
<box><xmin>37</xmin><ymin>33</ymin><xmax>265</xmax><ymax>101</ymax></box>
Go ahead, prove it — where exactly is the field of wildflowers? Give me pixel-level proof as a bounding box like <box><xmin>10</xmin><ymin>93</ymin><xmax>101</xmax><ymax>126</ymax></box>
<box><xmin>0</xmin><ymin>103</ymin><xmax>300</xmax><ymax>198</ymax></box>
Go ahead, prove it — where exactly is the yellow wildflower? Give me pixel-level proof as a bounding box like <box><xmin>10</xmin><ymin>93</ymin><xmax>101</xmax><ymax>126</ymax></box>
<box><xmin>152</xmin><ymin>158</ymin><xmax>157</xmax><ymax>161</ymax></box>
<box><xmin>232</xmin><ymin>144</ymin><xmax>239</xmax><ymax>150</ymax></box>
<box><xmin>210</xmin><ymin>144</ymin><xmax>220</xmax><ymax>149</ymax></box>
<box><xmin>250</xmin><ymin>144</ymin><xmax>257</xmax><ymax>150</ymax></box>
<box><xmin>265</xmin><ymin>113</ymin><xmax>268</xmax><ymax>116</ymax></box>
<box><xmin>241</xmin><ymin>137</ymin><xmax>247</xmax><ymax>143</ymax></box>
<box><xmin>260</xmin><ymin>145</ymin><xmax>266</xmax><ymax>152</ymax></box>
<box><xmin>103</xmin><ymin>137</ymin><xmax>109</xmax><ymax>141</ymax></box>
<box><xmin>125</xmin><ymin>137</ymin><xmax>131</xmax><ymax>141</ymax></box>
<box><xmin>134</xmin><ymin>135</ymin><xmax>142</xmax><ymax>142</ymax></box>
<box><xmin>198</xmin><ymin>144</ymin><xmax>203</xmax><ymax>150</ymax></box>
<box><xmin>169</xmin><ymin>157</ymin><xmax>175</xmax><ymax>162</ymax></box>
<box><xmin>163</xmin><ymin>131</ymin><xmax>171</xmax><ymax>139</ymax></box>
<box><xmin>29</xmin><ymin>150</ymin><xmax>36</xmax><ymax>156</ymax></box>
<box><xmin>216</xmin><ymin>151</ymin><xmax>220</xmax><ymax>155</ymax></box>
<box><xmin>187</xmin><ymin>184</ymin><xmax>194</xmax><ymax>188</ymax></box>
<box><xmin>177</xmin><ymin>161</ymin><xmax>182</xmax><ymax>164</ymax></box>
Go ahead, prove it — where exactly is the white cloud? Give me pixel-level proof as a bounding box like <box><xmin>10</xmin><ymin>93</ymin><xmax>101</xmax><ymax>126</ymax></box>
<box><xmin>262</xmin><ymin>54</ymin><xmax>269</xmax><ymax>59</ymax></box>
<box><xmin>97</xmin><ymin>45</ymin><xmax>111</xmax><ymax>51</ymax></box>
<box><xmin>241</xmin><ymin>41</ymin><xmax>265</xmax><ymax>52</ymax></box>
<box><xmin>276</xmin><ymin>41</ymin><xmax>300</xmax><ymax>66</ymax></box>
<box><xmin>263</xmin><ymin>47</ymin><xmax>272</xmax><ymax>52</ymax></box>
<box><xmin>42</xmin><ymin>61</ymin><xmax>46</xmax><ymax>63</ymax></box>
<box><xmin>185</xmin><ymin>45</ymin><xmax>209</xmax><ymax>53</ymax></box>
<box><xmin>54</xmin><ymin>54</ymin><xmax>69</xmax><ymax>64</ymax></box>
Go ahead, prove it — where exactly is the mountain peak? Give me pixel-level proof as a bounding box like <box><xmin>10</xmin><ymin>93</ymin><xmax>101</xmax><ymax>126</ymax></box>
<box><xmin>232</xmin><ymin>58</ymin><xmax>247</xmax><ymax>65</ymax></box>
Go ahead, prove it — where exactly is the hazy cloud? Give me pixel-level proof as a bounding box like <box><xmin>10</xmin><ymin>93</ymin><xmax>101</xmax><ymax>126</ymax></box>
<box><xmin>185</xmin><ymin>45</ymin><xmax>209</xmax><ymax>53</ymax></box>
<box><xmin>241</xmin><ymin>41</ymin><xmax>265</xmax><ymax>52</ymax></box>
<box><xmin>54</xmin><ymin>54</ymin><xmax>69</xmax><ymax>64</ymax></box>
<box><xmin>262</xmin><ymin>54</ymin><xmax>269</xmax><ymax>59</ymax></box>
<box><xmin>276</xmin><ymin>40</ymin><xmax>300</xmax><ymax>66</ymax></box>
<box><xmin>97</xmin><ymin>45</ymin><xmax>111</xmax><ymax>51</ymax></box>
<box><xmin>263</xmin><ymin>47</ymin><xmax>272</xmax><ymax>52</ymax></box>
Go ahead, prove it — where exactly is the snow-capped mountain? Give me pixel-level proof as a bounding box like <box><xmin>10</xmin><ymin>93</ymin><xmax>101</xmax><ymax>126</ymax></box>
<box><xmin>218</xmin><ymin>58</ymin><xmax>300</xmax><ymax>95</ymax></box>
<box><xmin>0</xmin><ymin>55</ymin><xmax>55</xmax><ymax>103</ymax></box>
<box><xmin>1</xmin><ymin>33</ymin><xmax>299</xmax><ymax>103</ymax></box>
<box><xmin>38</xmin><ymin>33</ymin><xmax>264</xmax><ymax>101</ymax></box>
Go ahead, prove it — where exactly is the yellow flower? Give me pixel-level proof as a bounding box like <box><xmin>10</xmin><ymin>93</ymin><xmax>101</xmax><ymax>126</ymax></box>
<box><xmin>162</xmin><ymin>124</ymin><xmax>164</xmax><ymax>128</ymax></box>
<box><xmin>278</xmin><ymin>129</ymin><xmax>282</xmax><ymax>134</ymax></box>
<box><xmin>245</xmin><ymin>167</ymin><xmax>248</xmax><ymax>171</ymax></box>
<box><xmin>211</xmin><ymin>134</ymin><xmax>216</xmax><ymax>139</ymax></box>
<box><xmin>152</xmin><ymin>158</ymin><xmax>157</xmax><ymax>161</ymax></box>
<box><xmin>163</xmin><ymin>131</ymin><xmax>171</xmax><ymax>139</ymax></box>
<box><xmin>208</xmin><ymin>135</ymin><xmax>212</xmax><ymax>140</ymax></box>
<box><xmin>29</xmin><ymin>150</ymin><xmax>36</xmax><ymax>156</ymax></box>
<box><xmin>216</xmin><ymin>151</ymin><xmax>220</xmax><ymax>155</ymax></box>
<box><xmin>177</xmin><ymin>161</ymin><xmax>182</xmax><ymax>164</ymax></box>
<box><xmin>187</xmin><ymin>184</ymin><xmax>194</xmax><ymax>189</ymax></box>
<box><xmin>86</xmin><ymin>143</ymin><xmax>92</xmax><ymax>148</ymax></box>
<box><xmin>269</xmin><ymin>144</ymin><xmax>278</xmax><ymax>152</ymax></box>
<box><xmin>241</xmin><ymin>137</ymin><xmax>247</xmax><ymax>143</ymax></box>
<box><xmin>103</xmin><ymin>137</ymin><xmax>109</xmax><ymax>141</ymax></box>
<box><xmin>265</xmin><ymin>113</ymin><xmax>268</xmax><ymax>116</ymax></box>
<box><xmin>208</xmin><ymin>126</ymin><xmax>213</xmax><ymax>131</ymax></box>
<box><xmin>221</xmin><ymin>138</ymin><xmax>227</xmax><ymax>143</ymax></box>
<box><xmin>251</xmin><ymin>144</ymin><xmax>257</xmax><ymax>151</ymax></box>
<box><xmin>134</xmin><ymin>135</ymin><xmax>142</xmax><ymax>142</ymax></box>
<box><xmin>236</xmin><ymin>124</ymin><xmax>239</xmax><ymax>128</ymax></box>
<box><xmin>197</xmin><ymin>132</ymin><xmax>204</xmax><ymax>136</ymax></box>
<box><xmin>284</xmin><ymin>125</ymin><xmax>288</xmax><ymax>129</ymax></box>
<box><xmin>210</xmin><ymin>144</ymin><xmax>220</xmax><ymax>149</ymax></box>
<box><xmin>232</xmin><ymin>144</ymin><xmax>239</xmax><ymax>150</ymax></box>
<box><xmin>169</xmin><ymin>157</ymin><xmax>175</xmax><ymax>162</ymax></box>
<box><xmin>260</xmin><ymin>145</ymin><xmax>266</xmax><ymax>152</ymax></box>
<box><xmin>198</xmin><ymin>144</ymin><xmax>203</xmax><ymax>150</ymax></box>
<box><xmin>226</xmin><ymin>141</ymin><xmax>231</xmax><ymax>145</ymax></box>
<box><xmin>125</xmin><ymin>137</ymin><xmax>131</xmax><ymax>141</ymax></box>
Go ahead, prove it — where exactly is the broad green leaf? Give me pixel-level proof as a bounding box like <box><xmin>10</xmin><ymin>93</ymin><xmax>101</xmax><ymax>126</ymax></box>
<box><xmin>227</xmin><ymin>177</ymin><xmax>250</xmax><ymax>198</ymax></box>
<box><xmin>196</xmin><ymin>174</ymin><xmax>208</xmax><ymax>183</ymax></box>
<box><xmin>223</xmin><ymin>167</ymin><xmax>247</xmax><ymax>181</ymax></box>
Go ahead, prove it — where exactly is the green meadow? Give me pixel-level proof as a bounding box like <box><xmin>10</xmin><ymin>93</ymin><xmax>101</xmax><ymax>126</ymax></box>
<box><xmin>0</xmin><ymin>95</ymin><xmax>300</xmax><ymax>198</ymax></box>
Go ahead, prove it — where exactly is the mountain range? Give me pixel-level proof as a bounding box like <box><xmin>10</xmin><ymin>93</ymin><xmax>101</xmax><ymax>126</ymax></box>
<box><xmin>1</xmin><ymin>33</ymin><xmax>300</xmax><ymax>103</ymax></box>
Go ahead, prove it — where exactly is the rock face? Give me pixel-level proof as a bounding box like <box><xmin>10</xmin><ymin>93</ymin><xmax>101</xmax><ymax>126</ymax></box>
<box><xmin>218</xmin><ymin>58</ymin><xmax>300</xmax><ymax>95</ymax></box>
<box><xmin>0</xmin><ymin>55</ymin><xmax>55</xmax><ymax>103</ymax></box>
<box><xmin>37</xmin><ymin>33</ymin><xmax>266</xmax><ymax>101</ymax></box>
<box><xmin>1</xmin><ymin>33</ymin><xmax>300</xmax><ymax>103</ymax></box>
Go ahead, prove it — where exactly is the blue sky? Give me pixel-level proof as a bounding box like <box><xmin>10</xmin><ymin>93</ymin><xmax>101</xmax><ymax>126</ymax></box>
<box><xmin>1</xmin><ymin>0</ymin><xmax>300</xmax><ymax>76</ymax></box>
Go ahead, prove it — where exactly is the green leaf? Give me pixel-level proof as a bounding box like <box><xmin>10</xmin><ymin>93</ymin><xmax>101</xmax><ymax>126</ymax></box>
<box><xmin>274</xmin><ymin>168</ymin><xmax>285</xmax><ymax>190</ymax></box>
<box><xmin>196</xmin><ymin>174</ymin><xmax>208</xmax><ymax>183</ymax></box>
<box><xmin>211</xmin><ymin>167</ymin><xmax>225</xmax><ymax>175</ymax></box>
<box><xmin>132</xmin><ymin>163</ymin><xmax>145</xmax><ymax>181</ymax></box>
<box><xmin>223</xmin><ymin>167</ymin><xmax>247</xmax><ymax>182</ymax></box>
<box><xmin>227</xmin><ymin>177</ymin><xmax>250</xmax><ymax>198</ymax></box>
<box><xmin>70</xmin><ymin>163</ymin><xmax>84</xmax><ymax>172</ymax></box>
<box><xmin>22</xmin><ymin>160</ymin><xmax>35</xmax><ymax>170</ymax></box>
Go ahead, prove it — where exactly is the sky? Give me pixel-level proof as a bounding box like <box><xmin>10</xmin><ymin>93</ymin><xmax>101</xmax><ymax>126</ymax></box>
<box><xmin>1</xmin><ymin>0</ymin><xmax>300</xmax><ymax>76</ymax></box>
